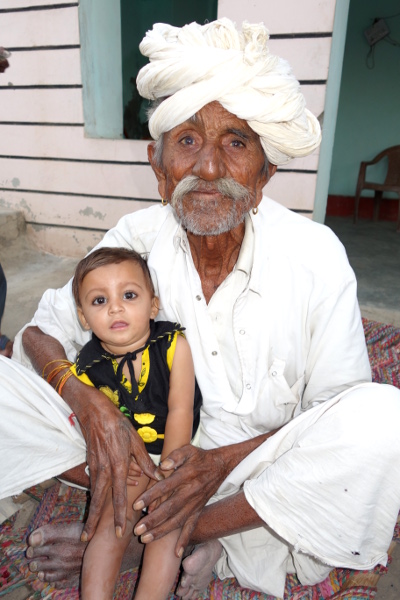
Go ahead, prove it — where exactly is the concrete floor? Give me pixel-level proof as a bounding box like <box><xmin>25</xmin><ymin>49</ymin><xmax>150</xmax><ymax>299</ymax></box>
<box><xmin>0</xmin><ymin>214</ymin><xmax>76</xmax><ymax>339</ymax></box>
<box><xmin>378</xmin><ymin>544</ymin><xmax>400</xmax><ymax>600</ymax></box>
<box><xmin>325</xmin><ymin>216</ymin><xmax>400</xmax><ymax>328</ymax></box>
<box><xmin>1</xmin><ymin>211</ymin><xmax>400</xmax><ymax>598</ymax></box>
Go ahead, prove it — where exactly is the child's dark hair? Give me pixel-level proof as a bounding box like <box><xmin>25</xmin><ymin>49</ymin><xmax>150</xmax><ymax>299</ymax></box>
<box><xmin>72</xmin><ymin>247</ymin><xmax>155</xmax><ymax>307</ymax></box>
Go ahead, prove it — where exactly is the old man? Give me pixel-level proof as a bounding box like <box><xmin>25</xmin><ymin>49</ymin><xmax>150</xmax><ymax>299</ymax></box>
<box><xmin>1</xmin><ymin>18</ymin><xmax>400</xmax><ymax>599</ymax></box>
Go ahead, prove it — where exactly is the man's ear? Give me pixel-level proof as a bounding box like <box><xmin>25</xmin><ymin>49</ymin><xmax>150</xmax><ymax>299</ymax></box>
<box><xmin>255</xmin><ymin>162</ymin><xmax>277</xmax><ymax>204</ymax></box>
<box><xmin>268</xmin><ymin>163</ymin><xmax>278</xmax><ymax>179</ymax></box>
<box><xmin>150</xmin><ymin>296</ymin><xmax>160</xmax><ymax>320</ymax></box>
<box><xmin>77</xmin><ymin>306</ymin><xmax>91</xmax><ymax>331</ymax></box>
<box><xmin>148</xmin><ymin>143</ymin><xmax>167</xmax><ymax>200</ymax></box>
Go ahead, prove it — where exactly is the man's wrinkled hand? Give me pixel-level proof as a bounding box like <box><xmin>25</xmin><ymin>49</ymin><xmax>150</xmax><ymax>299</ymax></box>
<box><xmin>132</xmin><ymin>445</ymin><xmax>228</xmax><ymax>556</ymax></box>
<box><xmin>77</xmin><ymin>389</ymin><xmax>157</xmax><ymax>542</ymax></box>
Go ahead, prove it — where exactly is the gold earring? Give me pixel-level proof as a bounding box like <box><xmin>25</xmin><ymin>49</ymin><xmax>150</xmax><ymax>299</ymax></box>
<box><xmin>252</xmin><ymin>206</ymin><xmax>258</xmax><ymax>215</ymax></box>
<box><xmin>161</xmin><ymin>198</ymin><xmax>168</xmax><ymax>206</ymax></box>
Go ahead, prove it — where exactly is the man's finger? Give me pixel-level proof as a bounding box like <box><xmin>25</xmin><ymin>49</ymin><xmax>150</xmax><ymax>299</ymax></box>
<box><xmin>137</xmin><ymin>511</ymin><xmax>184</xmax><ymax>543</ymax></box>
<box><xmin>111</xmin><ymin>474</ymin><xmax>128</xmax><ymax>537</ymax></box>
<box><xmin>133</xmin><ymin>476</ymin><xmax>172</xmax><ymax>511</ymax></box>
<box><xmin>134</xmin><ymin>492</ymin><xmax>176</xmax><ymax>535</ymax></box>
<box><xmin>159</xmin><ymin>445</ymin><xmax>192</xmax><ymax>471</ymax></box>
<box><xmin>175</xmin><ymin>514</ymin><xmax>198</xmax><ymax>556</ymax></box>
<box><xmin>81</xmin><ymin>481</ymin><xmax>108</xmax><ymax>541</ymax></box>
<box><xmin>131</xmin><ymin>434</ymin><xmax>159</xmax><ymax>480</ymax></box>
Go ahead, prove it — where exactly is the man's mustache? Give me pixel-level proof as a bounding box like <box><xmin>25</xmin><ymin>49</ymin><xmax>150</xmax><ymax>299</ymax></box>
<box><xmin>171</xmin><ymin>175</ymin><xmax>249</xmax><ymax>205</ymax></box>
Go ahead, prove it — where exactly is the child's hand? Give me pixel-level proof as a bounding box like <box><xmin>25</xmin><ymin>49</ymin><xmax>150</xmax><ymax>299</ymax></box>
<box><xmin>127</xmin><ymin>457</ymin><xmax>144</xmax><ymax>486</ymax></box>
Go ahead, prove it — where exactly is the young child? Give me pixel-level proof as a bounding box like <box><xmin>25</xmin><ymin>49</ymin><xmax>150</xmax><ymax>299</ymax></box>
<box><xmin>70</xmin><ymin>247</ymin><xmax>202</xmax><ymax>600</ymax></box>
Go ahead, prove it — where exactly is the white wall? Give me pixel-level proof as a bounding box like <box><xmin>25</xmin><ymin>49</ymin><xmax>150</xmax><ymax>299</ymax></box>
<box><xmin>0</xmin><ymin>0</ymin><xmax>153</xmax><ymax>257</ymax></box>
<box><xmin>0</xmin><ymin>0</ymin><xmax>337</xmax><ymax>257</ymax></box>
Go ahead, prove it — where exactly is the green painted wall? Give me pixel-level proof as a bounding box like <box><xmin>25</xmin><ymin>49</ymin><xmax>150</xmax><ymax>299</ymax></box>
<box><xmin>79</xmin><ymin>0</ymin><xmax>123</xmax><ymax>138</ymax></box>
<box><xmin>329</xmin><ymin>0</ymin><xmax>400</xmax><ymax>196</ymax></box>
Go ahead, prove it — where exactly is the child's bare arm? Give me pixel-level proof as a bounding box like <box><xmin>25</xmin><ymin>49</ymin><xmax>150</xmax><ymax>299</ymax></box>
<box><xmin>162</xmin><ymin>334</ymin><xmax>195</xmax><ymax>462</ymax></box>
<box><xmin>146</xmin><ymin>335</ymin><xmax>195</xmax><ymax>509</ymax></box>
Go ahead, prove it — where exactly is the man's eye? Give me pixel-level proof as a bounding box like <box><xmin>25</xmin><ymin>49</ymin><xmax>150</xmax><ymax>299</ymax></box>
<box><xmin>124</xmin><ymin>291</ymin><xmax>137</xmax><ymax>300</ymax></box>
<box><xmin>231</xmin><ymin>139</ymin><xmax>245</xmax><ymax>148</ymax></box>
<box><xmin>93</xmin><ymin>297</ymin><xmax>106</xmax><ymax>305</ymax></box>
<box><xmin>180</xmin><ymin>136</ymin><xmax>195</xmax><ymax>146</ymax></box>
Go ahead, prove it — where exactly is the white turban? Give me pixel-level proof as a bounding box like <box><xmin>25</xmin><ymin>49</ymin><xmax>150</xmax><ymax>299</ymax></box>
<box><xmin>136</xmin><ymin>18</ymin><xmax>321</xmax><ymax>166</ymax></box>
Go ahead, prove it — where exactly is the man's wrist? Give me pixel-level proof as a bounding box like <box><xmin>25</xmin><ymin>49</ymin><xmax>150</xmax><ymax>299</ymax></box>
<box><xmin>55</xmin><ymin>374</ymin><xmax>93</xmax><ymax>424</ymax></box>
<box><xmin>210</xmin><ymin>430</ymin><xmax>276</xmax><ymax>478</ymax></box>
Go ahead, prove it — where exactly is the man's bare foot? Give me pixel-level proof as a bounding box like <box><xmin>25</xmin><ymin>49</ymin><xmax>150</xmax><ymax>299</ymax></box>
<box><xmin>26</xmin><ymin>522</ymin><xmax>145</xmax><ymax>588</ymax></box>
<box><xmin>26</xmin><ymin>523</ymin><xmax>86</xmax><ymax>588</ymax></box>
<box><xmin>176</xmin><ymin>540</ymin><xmax>222</xmax><ymax>599</ymax></box>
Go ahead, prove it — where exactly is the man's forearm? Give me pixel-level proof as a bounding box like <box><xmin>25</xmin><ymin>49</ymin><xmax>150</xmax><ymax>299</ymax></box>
<box><xmin>207</xmin><ymin>427</ymin><xmax>279</xmax><ymax>481</ymax></box>
<box><xmin>59</xmin><ymin>464</ymin><xmax>90</xmax><ymax>488</ymax></box>
<box><xmin>23</xmin><ymin>325</ymin><xmax>68</xmax><ymax>375</ymax></box>
<box><xmin>22</xmin><ymin>325</ymin><xmax>91</xmax><ymax>422</ymax></box>
<box><xmin>190</xmin><ymin>490</ymin><xmax>263</xmax><ymax>544</ymax></box>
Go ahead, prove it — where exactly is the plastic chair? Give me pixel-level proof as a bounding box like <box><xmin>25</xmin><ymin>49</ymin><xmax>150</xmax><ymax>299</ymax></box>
<box><xmin>353</xmin><ymin>145</ymin><xmax>400</xmax><ymax>232</ymax></box>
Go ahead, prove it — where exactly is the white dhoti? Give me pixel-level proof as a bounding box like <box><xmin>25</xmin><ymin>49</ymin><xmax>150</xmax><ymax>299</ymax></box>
<box><xmin>0</xmin><ymin>356</ymin><xmax>85</xmax><ymax>498</ymax></box>
<box><xmin>212</xmin><ymin>383</ymin><xmax>400</xmax><ymax>596</ymax></box>
<box><xmin>1</xmin><ymin>356</ymin><xmax>400</xmax><ymax>598</ymax></box>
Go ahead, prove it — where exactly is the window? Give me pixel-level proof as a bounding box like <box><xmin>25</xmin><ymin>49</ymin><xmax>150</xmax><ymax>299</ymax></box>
<box><xmin>79</xmin><ymin>0</ymin><xmax>217</xmax><ymax>140</ymax></box>
<box><xmin>121</xmin><ymin>0</ymin><xmax>218</xmax><ymax>139</ymax></box>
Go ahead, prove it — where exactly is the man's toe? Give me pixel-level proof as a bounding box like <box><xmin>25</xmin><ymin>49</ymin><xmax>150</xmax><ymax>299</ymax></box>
<box><xmin>28</xmin><ymin>528</ymin><xmax>45</xmax><ymax>547</ymax></box>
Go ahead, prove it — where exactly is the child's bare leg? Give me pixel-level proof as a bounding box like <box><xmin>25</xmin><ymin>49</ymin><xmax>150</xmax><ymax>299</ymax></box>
<box><xmin>81</xmin><ymin>477</ymin><xmax>149</xmax><ymax>600</ymax></box>
<box><xmin>134</xmin><ymin>528</ymin><xmax>182</xmax><ymax>600</ymax></box>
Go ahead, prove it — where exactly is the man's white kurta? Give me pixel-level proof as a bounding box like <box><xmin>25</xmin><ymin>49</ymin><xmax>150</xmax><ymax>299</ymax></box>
<box><xmin>3</xmin><ymin>197</ymin><xmax>400</xmax><ymax>597</ymax></box>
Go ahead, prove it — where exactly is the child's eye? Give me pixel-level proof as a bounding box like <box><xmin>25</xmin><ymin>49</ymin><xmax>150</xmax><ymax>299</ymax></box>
<box><xmin>93</xmin><ymin>296</ymin><xmax>106</xmax><ymax>305</ymax></box>
<box><xmin>124</xmin><ymin>291</ymin><xmax>137</xmax><ymax>300</ymax></box>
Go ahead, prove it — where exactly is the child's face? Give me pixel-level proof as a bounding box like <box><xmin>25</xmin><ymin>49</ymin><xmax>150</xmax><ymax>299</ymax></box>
<box><xmin>77</xmin><ymin>260</ymin><xmax>159</xmax><ymax>353</ymax></box>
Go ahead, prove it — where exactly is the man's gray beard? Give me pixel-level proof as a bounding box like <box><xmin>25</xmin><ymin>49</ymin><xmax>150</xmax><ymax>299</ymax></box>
<box><xmin>170</xmin><ymin>175</ymin><xmax>252</xmax><ymax>236</ymax></box>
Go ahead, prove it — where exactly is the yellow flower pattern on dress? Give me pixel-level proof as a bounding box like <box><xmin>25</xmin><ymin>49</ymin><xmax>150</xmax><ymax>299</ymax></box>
<box><xmin>99</xmin><ymin>386</ymin><xmax>120</xmax><ymax>407</ymax></box>
<box><xmin>137</xmin><ymin>426</ymin><xmax>165</xmax><ymax>444</ymax></box>
<box><xmin>134</xmin><ymin>413</ymin><xmax>155</xmax><ymax>425</ymax></box>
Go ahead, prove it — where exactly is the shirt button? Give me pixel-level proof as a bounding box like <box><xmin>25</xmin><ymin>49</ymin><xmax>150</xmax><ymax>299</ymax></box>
<box><xmin>271</xmin><ymin>371</ymin><xmax>277</xmax><ymax>377</ymax></box>
<box><xmin>246</xmin><ymin>383</ymin><xmax>251</xmax><ymax>390</ymax></box>
<box><xmin>196</xmin><ymin>295</ymin><xmax>202</xmax><ymax>301</ymax></box>
<box><xmin>212</xmin><ymin>351</ymin><xmax>218</xmax><ymax>356</ymax></box>
<box><xmin>239</xmin><ymin>329</ymin><xmax>245</xmax><ymax>335</ymax></box>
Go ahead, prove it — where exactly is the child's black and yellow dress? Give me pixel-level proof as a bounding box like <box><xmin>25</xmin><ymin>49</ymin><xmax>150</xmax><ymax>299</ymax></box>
<box><xmin>71</xmin><ymin>320</ymin><xmax>202</xmax><ymax>455</ymax></box>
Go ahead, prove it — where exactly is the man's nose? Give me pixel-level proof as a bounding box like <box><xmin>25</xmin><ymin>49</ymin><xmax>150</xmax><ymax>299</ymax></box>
<box><xmin>192</xmin><ymin>143</ymin><xmax>226</xmax><ymax>181</ymax></box>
